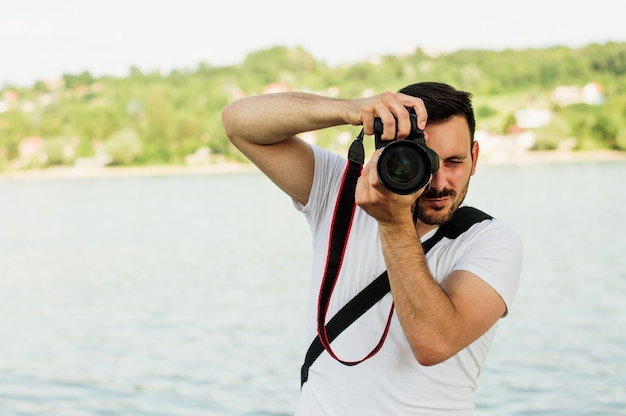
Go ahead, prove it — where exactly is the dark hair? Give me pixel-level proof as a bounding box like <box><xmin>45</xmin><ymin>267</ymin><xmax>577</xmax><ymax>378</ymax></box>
<box><xmin>398</xmin><ymin>82</ymin><xmax>475</xmax><ymax>141</ymax></box>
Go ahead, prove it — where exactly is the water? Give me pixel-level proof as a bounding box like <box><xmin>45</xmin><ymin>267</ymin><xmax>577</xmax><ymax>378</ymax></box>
<box><xmin>0</xmin><ymin>161</ymin><xmax>625</xmax><ymax>415</ymax></box>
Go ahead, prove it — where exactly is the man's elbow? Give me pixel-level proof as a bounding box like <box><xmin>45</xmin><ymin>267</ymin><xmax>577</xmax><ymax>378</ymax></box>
<box><xmin>221</xmin><ymin>104</ymin><xmax>238</xmax><ymax>142</ymax></box>
<box><xmin>409</xmin><ymin>339</ymin><xmax>458</xmax><ymax>367</ymax></box>
<box><xmin>414</xmin><ymin>351</ymin><xmax>449</xmax><ymax>367</ymax></box>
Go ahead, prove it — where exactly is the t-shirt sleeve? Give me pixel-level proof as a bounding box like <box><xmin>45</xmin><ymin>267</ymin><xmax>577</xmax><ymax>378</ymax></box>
<box><xmin>453</xmin><ymin>220</ymin><xmax>523</xmax><ymax>315</ymax></box>
<box><xmin>293</xmin><ymin>144</ymin><xmax>347</xmax><ymax>226</ymax></box>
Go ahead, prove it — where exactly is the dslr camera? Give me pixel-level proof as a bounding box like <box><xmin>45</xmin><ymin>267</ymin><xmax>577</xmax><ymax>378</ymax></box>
<box><xmin>374</xmin><ymin>108</ymin><xmax>439</xmax><ymax>195</ymax></box>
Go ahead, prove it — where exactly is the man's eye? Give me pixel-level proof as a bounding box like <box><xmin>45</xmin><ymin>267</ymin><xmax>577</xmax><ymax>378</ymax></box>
<box><xmin>445</xmin><ymin>159</ymin><xmax>463</xmax><ymax>165</ymax></box>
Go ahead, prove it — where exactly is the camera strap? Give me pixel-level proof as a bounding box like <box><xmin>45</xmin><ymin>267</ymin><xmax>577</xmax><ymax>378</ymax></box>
<box><xmin>302</xmin><ymin>137</ymin><xmax>492</xmax><ymax>386</ymax></box>
<box><xmin>314</xmin><ymin>161</ymin><xmax>394</xmax><ymax>369</ymax></box>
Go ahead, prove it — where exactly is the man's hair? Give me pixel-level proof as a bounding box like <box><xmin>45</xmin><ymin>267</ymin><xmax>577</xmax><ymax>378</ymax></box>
<box><xmin>398</xmin><ymin>82</ymin><xmax>475</xmax><ymax>141</ymax></box>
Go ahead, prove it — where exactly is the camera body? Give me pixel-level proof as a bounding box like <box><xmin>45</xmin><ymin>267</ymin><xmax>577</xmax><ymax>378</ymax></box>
<box><xmin>373</xmin><ymin>108</ymin><xmax>440</xmax><ymax>195</ymax></box>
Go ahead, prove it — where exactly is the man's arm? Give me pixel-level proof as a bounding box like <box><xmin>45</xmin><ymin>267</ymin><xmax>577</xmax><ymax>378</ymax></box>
<box><xmin>221</xmin><ymin>91</ymin><xmax>428</xmax><ymax>206</ymax></box>
<box><xmin>379</xmin><ymin>220</ymin><xmax>507</xmax><ymax>366</ymax></box>
<box><xmin>356</xmin><ymin>153</ymin><xmax>509</xmax><ymax>366</ymax></box>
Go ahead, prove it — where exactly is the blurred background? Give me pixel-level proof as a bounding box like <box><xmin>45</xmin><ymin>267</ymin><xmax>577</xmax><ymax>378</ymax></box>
<box><xmin>1</xmin><ymin>1</ymin><xmax>625</xmax><ymax>415</ymax></box>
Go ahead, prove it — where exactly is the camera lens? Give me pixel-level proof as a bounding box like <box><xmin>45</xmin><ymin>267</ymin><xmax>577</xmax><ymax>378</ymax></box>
<box><xmin>384</xmin><ymin>146</ymin><xmax>424</xmax><ymax>185</ymax></box>
<box><xmin>378</xmin><ymin>142</ymin><xmax>430</xmax><ymax>194</ymax></box>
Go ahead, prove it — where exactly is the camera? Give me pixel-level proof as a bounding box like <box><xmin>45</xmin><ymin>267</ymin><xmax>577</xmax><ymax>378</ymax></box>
<box><xmin>374</xmin><ymin>108</ymin><xmax>439</xmax><ymax>195</ymax></box>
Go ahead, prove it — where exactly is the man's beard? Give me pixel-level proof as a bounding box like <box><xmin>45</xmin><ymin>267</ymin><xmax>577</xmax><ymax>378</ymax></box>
<box><xmin>415</xmin><ymin>179</ymin><xmax>470</xmax><ymax>226</ymax></box>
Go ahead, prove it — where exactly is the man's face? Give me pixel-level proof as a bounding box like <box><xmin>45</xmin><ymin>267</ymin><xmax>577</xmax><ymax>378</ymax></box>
<box><xmin>416</xmin><ymin>115</ymin><xmax>478</xmax><ymax>226</ymax></box>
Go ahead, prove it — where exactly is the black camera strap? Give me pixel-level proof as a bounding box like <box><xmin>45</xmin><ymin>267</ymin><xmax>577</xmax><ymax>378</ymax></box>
<box><xmin>302</xmin><ymin>137</ymin><xmax>492</xmax><ymax>386</ymax></box>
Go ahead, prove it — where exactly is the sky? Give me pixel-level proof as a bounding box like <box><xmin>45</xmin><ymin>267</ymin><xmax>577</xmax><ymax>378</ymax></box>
<box><xmin>2</xmin><ymin>0</ymin><xmax>626</xmax><ymax>87</ymax></box>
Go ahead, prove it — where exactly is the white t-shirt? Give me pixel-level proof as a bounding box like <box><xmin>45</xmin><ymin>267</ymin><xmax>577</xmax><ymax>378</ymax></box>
<box><xmin>294</xmin><ymin>144</ymin><xmax>523</xmax><ymax>415</ymax></box>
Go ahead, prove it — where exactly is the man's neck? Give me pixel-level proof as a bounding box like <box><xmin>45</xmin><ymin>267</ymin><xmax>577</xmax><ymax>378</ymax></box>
<box><xmin>416</xmin><ymin>221</ymin><xmax>438</xmax><ymax>239</ymax></box>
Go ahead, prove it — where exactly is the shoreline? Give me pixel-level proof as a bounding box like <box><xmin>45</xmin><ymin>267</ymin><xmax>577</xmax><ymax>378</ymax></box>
<box><xmin>0</xmin><ymin>162</ymin><xmax>259</xmax><ymax>182</ymax></box>
<box><xmin>477</xmin><ymin>149</ymin><xmax>626</xmax><ymax>165</ymax></box>
<box><xmin>1</xmin><ymin>150</ymin><xmax>625</xmax><ymax>182</ymax></box>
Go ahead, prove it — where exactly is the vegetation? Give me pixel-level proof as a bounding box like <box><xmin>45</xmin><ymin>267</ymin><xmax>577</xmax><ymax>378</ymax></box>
<box><xmin>1</xmin><ymin>42</ymin><xmax>626</xmax><ymax>171</ymax></box>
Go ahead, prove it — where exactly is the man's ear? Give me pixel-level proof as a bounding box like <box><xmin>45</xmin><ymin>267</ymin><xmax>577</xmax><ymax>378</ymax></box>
<box><xmin>470</xmin><ymin>140</ymin><xmax>479</xmax><ymax>176</ymax></box>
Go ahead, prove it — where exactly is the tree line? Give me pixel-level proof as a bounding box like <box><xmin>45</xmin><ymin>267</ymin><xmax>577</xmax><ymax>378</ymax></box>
<box><xmin>1</xmin><ymin>42</ymin><xmax>625</xmax><ymax>170</ymax></box>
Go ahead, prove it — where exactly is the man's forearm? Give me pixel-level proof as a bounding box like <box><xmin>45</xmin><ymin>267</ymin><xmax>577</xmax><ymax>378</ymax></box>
<box><xmin>378</xmin><ymin>221</ymin><xmax>460</xmax><ymax>366</ymax></box>
<box><xmin>222</xmin><ymin>92</ymin><xmax>348</xmax><ymax>145</ymax></box>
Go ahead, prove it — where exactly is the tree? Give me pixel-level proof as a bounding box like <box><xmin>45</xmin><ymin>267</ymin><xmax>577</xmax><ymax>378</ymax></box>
<box><xmin>104</xmin><ymin>128</ymin><xmax>143</xmax><ymax>165</ymax></box>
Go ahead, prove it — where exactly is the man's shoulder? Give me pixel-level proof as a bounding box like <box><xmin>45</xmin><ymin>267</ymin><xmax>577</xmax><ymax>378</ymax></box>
<box><xmin>443</xmin><ymin>206</ymin><xmax>493</xmax><ymax>239</ymax></box>
<box><xmin>441</xmin><ymin>205</ymin><xmax>519</xmax><ymax>246</ymax></box>
<box><xmin>459</xmin><ymin>211</ymin><xmax>522</xmax><ymax>250</ymax></box>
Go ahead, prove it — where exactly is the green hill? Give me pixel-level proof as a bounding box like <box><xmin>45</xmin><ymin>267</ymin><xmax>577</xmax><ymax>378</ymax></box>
<box><xmin>1</xmin><ymin>42</ymin><xmax>625</xmax><ymax>171</ymax></box>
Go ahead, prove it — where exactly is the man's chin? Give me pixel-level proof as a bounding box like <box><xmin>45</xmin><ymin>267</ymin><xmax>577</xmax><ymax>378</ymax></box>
<box><xmin>418</xmin><ymin>207</ymin><xmax>453</xmax><ymax>226</ymax></box>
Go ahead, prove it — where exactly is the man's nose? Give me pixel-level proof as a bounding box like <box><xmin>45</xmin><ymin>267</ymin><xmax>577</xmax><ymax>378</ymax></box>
<box><xmin>428</xmin><ymin>166</ymin><xmax>446</xmax><ymax>191</ymax></box>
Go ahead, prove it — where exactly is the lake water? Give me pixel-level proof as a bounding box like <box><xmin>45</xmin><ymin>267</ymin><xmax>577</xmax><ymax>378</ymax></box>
<box><xmin>1</xmin><ymin>160</ymin><xmax>625</xmax><ymax>415</ymax></box>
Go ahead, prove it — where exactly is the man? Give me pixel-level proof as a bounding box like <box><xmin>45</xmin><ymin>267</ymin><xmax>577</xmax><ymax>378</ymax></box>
<box><xmin>222</xmin><ymin>82</ymin><xmax>522</xmax><ymax>415</ymax></box>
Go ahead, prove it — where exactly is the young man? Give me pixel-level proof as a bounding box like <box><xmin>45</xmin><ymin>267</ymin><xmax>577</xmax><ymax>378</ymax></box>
<box><xmin>222</xmin><ymin>82</ymin><xmax>523</xmax><ymax>415</ymax></box>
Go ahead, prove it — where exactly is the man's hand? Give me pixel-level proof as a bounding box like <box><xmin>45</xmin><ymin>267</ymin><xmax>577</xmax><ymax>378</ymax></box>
<box><xmin>346</xmin><ymin>92</ymin><xmax>428</xmax><ymax>143</ymax></box>
<box><xmin>355</xmin><ymin>149</ymin><xmax>429</xmax><ymax>227</ymax></box>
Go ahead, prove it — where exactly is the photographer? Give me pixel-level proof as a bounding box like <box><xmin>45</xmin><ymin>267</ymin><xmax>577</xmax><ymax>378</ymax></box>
<box><xmin>221</xmin><ymin>82</ymin><xmax>523</xmax><ymax>415</ymax></box>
